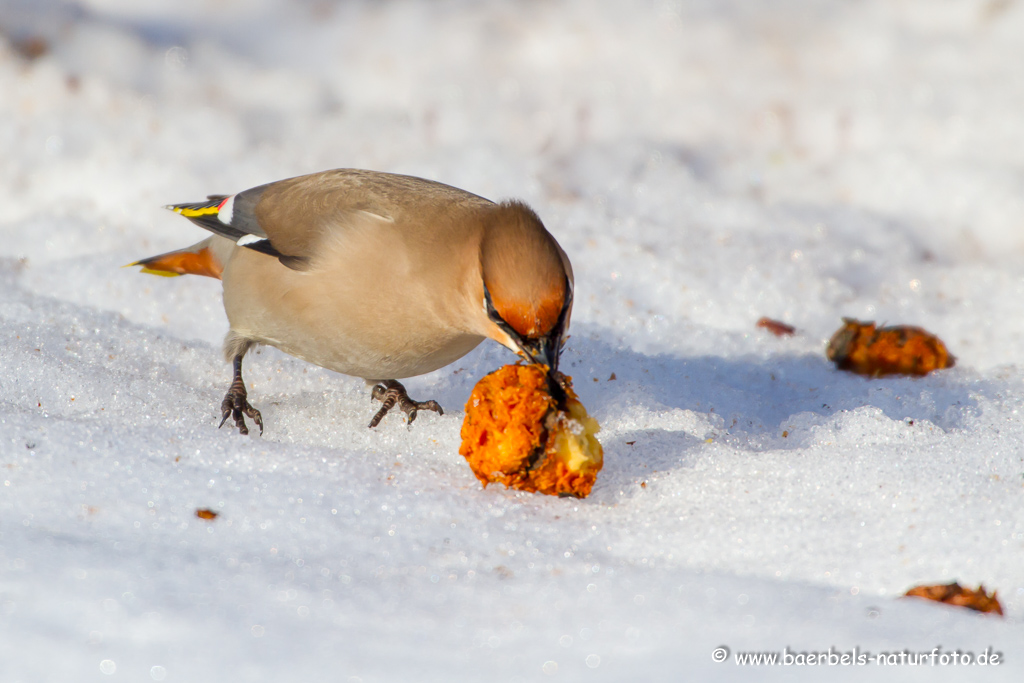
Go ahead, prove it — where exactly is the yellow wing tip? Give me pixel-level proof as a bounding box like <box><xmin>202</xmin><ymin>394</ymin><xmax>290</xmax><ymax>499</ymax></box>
<box><xmin>169</xmin><ymin>205</ymin><xmax>219</xmax><ymax>218</ymax></box>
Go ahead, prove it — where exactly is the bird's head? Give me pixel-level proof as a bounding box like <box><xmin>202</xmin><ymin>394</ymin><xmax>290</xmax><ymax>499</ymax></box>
<box><xmin>480</xmin><ymin>201</ymin><xmax>573</xmax><ymax>372</ymax></box>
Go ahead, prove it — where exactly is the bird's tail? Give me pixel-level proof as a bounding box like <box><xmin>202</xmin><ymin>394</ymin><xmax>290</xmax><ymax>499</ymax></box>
<box><xmin>127</xmin><ymin>236</ymin><xmax>225</xmax><ymax>279</ymax></box>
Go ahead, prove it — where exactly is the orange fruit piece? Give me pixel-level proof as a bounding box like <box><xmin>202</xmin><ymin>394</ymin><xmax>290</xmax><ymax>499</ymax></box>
<box><xmin>460</xmin><ymin>364</ymin><xmax>603</xmax><ymax>498</ymax></box>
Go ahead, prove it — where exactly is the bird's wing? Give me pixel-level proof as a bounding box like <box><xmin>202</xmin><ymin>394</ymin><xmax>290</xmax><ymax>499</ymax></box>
<box><xmin>165</xmin><ymin>190</ymin><xmax>301</xmax><ymax>266</ymax></box>
<box><xmin>167</xmin><ymin>169</ymin><xmax>492</xmax><ymax>271</ymax></box>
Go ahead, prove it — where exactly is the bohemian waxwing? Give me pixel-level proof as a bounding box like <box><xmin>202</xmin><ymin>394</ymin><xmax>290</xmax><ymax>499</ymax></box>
<box><xmin>131</xmin><ymin>169</ymin><xmax>574</xmax><ymax>434</ymax></box>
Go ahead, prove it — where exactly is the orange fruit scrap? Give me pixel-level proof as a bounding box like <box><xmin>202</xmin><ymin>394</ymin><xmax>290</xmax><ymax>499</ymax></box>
<box><xmin>756</xmin><ymin>317</ymin><xmax>796</xmax><ymax>337</ymax></box>
<box><xmin>459</xmin><ymin>364</ymin><xmax>603</xmax><ymax>498</ymax></box>
<box><xmin>904</xmin><ymin>582</ymin><xmax>1003</xmax><ymax>616</ymax></box>
<box><xmin>195</xmin><ymin>508</ymin><xmax>219</xmax><ymax>521</ymax></box>
<box><xmin>826</xmin><ymin>318</ymin><xmax>955</xmax><ymax>377</ymax></box>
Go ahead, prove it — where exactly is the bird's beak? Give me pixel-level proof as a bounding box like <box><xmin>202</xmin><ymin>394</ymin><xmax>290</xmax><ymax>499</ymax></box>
<box><xmin>520</xmin><ymin>333</ymin><xmax>560</xmax><ymax>372</ymax></box>
<box><xmin>518</xmin><ymin>331</ymin><xmax>567</xmax><ymax>404</ymax></box>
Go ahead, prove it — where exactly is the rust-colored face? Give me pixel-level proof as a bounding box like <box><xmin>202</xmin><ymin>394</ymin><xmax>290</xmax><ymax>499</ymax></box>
<box><xmin>480</xmin><ymin>201</ymin><xmax>571</xmax><ymax>349</ymax></box>
<box><xmin>488</xmin><ymin>277</ymin><xmax>567</xmax><ymax>341</ymax></box>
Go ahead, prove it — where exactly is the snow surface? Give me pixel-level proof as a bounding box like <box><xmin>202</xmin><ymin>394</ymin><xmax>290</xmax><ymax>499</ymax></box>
<box><xmin>2</xmin><ymin>0</ymin><xmax>1024</xmax><ymax>680</ymax></box>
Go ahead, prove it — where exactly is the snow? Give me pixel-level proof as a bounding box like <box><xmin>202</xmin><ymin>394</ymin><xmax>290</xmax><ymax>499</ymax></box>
<box><xmin>2</xmin><ymin>0</ymin><xmax>1024</xmax><ymax>680</ymax></box>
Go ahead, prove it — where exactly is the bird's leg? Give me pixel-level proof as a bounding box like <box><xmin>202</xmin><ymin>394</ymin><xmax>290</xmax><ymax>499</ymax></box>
<box><xmin>368</xmin><ymin>379</ymin><xmax>443</xmax><ymax>428</ymax></box>
<box><xmin>219</xmin><ymin>354</ymin><xmax>263</xmax><ymax>436</ymax></box>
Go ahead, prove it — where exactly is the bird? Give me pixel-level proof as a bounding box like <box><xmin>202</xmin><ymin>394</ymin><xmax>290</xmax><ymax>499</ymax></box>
<box><xmin>130</xmin><ymin>169</ymin><xmax>574</xmax><ymax>435</ymax></box>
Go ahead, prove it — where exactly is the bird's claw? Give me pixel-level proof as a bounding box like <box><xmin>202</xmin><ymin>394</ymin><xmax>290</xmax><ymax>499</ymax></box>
<box><xmin>219</xmin><ymin>385</ymin><xmax>263</xmax><ymax>436</ymax></box>
<box><xmin>369</xmin><ymin>380</ymin><xmax>443</xmax><ymax>428</ymax></box>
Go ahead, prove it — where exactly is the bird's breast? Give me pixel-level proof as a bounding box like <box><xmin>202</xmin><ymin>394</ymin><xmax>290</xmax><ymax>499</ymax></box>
<box><xmin>221</xmin><ymin>233</ymin><xmax>485</xmax><ymax>380</ymax></box>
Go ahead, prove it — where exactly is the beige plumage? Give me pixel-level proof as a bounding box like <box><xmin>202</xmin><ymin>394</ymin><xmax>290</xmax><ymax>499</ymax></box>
<box><xmin>132</xmin><ymin>169</ymin><xmax>574</xmax><ymax>433</ymax></box>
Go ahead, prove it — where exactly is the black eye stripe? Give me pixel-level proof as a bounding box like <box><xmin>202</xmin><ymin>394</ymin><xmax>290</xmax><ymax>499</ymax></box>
<box><xmin>484</xmin><ymin>286</ymin><xmax>524</xmax><ymax>343</ymax></box>
<box><xmin>555</xmin><ymin>276</ymin><xmax>572</xmax><ymax>334</ymax></box>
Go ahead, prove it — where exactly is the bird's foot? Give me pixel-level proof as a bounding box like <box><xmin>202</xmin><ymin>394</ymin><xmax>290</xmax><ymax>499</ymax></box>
<box><xmin>219</xmin><ymin>376</ymin><xmax>263</xmax><ymax>436</ymax></box>
<box><xmin>369</xmin><ymin>380</ymin><xmax>443</xmax><ymax>428</ymax></box>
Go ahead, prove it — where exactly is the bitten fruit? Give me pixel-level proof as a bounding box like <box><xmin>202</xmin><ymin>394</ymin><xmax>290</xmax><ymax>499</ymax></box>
<box><xmin>826</xmin><ymin>318</ymin><xmax>955</xmax><ymax>377</ymax></box>
<box><xmin>460</xmin><ymin>364</ymin><xmax>603</xmax><ymax>498</ymax></box>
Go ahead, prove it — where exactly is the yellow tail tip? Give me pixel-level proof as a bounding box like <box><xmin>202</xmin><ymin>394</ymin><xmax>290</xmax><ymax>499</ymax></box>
<box><xmin>123</xmin><ymin>261</ymin><xmax>182</xmax><ymax>277</ymax></box>
<box><xmin>140</xmin><ymin>267</ymin><xmax>183</xmax><ymax>277</ymax></box>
